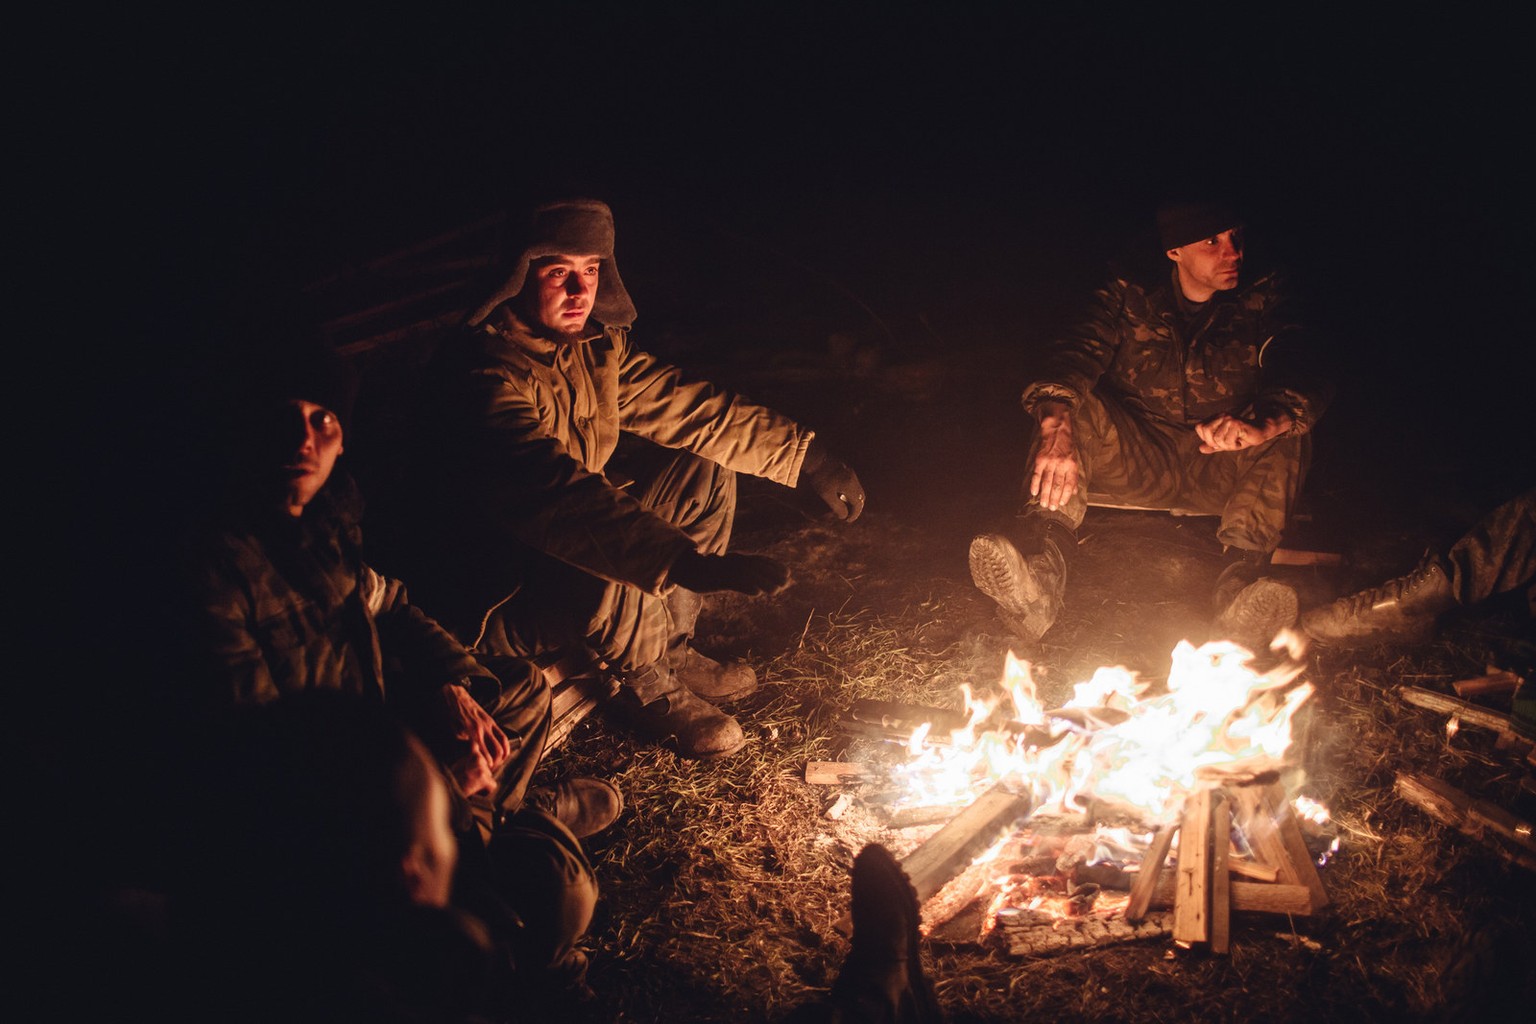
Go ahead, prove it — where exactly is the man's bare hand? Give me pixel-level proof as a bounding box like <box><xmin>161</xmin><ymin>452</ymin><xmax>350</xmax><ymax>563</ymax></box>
<box><xmin>440</xmin><ymin>684</ymin><xmax>511</xmax><ymax>796</ymax></box>
<box><xmin>1196</xmin><ymin>412</ymin><xmax>1292</xmax><ymax>454</ymax></box>
<box><xmin>1030</xmin><ymin>401</ymin><xmax>1079</xmax><ymax>511</ymax></box>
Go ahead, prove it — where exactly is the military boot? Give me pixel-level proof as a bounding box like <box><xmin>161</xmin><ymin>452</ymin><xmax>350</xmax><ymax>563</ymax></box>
<box><xmin>1299</xmin><ymin>557</ymin><xmax>1455</xmax><ymax>648</ymax></box>
<box><xmin>608</xmin><ymin>662</ymin><xmax>746</xmax><ymax>759</ymax></box>
<box><xmin>1211</xmin><ymin>547</ymin><xmax>1298</xmax><ymax>653</ymax></box>
<box><xmin>969</xmin><ymin>518</ymin><xmax>1074</xmax><ymax>641</ymax></box>
<box><xmin>665</xmin><ymin>587</ymin><xmax>758</xmax><ymax>702</ymax></box>
<box><xmin>525</xmin><ymin>777</ymin><xmax>624</xmax><ymax>839</ymax></box>
<box><xmin>826</xmin><ymin>844</ymin><xmax>944</xmax><ymax>1024</ymax></box>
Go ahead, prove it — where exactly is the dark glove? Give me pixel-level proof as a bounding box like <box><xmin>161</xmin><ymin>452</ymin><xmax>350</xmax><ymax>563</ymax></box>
<box><xmin>800</xmin><ymin>440</ymin><xmax>866</xmax><ymax>522</ymax></box>
<box><xmin>668</xmin><ymin>550</ymin><xmax>791</xmax><ymax>596</ymax></box>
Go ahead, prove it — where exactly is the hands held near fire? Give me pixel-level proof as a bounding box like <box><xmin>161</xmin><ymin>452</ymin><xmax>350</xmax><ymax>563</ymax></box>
<box><xmin>1195</xmin><ymin>409</ymin><xmax>1294</xmax><ymax>454</ymax></box>
<box><xmin>1030</xmin><ymin>399</ymin><xmax>1080</xmax><ymax>512</ymax></box>
<box><xmin>669</xmin><ymin>548</ymin><xmax>791</xmax><ymax>596</ymax></box>
<box><xmin>800</xmin><ymin>437</ymin><xmax>866</xmax><ymax>522</ymax></box>
<box><xmin>439</xmin><ymin>683</ymin><xmax>513</xmax><ymax>796</ymax></box>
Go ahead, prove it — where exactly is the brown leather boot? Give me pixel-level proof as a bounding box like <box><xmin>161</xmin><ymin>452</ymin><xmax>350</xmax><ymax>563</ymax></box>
<box><xmin>609</xmin><ymin>663</ymin><xmax>746</xmax><ymax>759</ymax></box>
<box><xmin>667</xmin><ymin>642</ymin><xmax>758</xmax><ymax>702</ymax></box>
<box><xmin>525</xmin><ymin>777</ymin><xmax>624</xmax><ymax>838</ymax></box>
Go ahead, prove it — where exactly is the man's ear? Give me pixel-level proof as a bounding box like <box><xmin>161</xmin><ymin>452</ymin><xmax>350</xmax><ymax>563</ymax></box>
<box><xmin>1166</xmin><ymin>247</ymin><xmax>1182</xmax><ymax>263</ymax></box>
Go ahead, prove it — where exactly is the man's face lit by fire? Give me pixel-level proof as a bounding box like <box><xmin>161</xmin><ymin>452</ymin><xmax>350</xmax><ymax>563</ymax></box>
<box><xmin>521</xmin><ymin>254</ymin><xmax>601</xmax><ymax>337</ymax></box>
<box><xmin>1167</xmin><ymin>227</ymin><xmax>1244</xmax><ymax>303</ymax></box>
<box><xmin>274</xmin><ymin>399</ymin><xmax>344</xmax><ymax>517</ymax></box>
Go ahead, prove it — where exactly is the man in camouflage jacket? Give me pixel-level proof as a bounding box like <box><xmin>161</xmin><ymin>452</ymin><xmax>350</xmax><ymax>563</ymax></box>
<box><xmin>970</xmin><ymin>200</ymin><xmax>1333</xmax><ymax>649</ymax></box>
<box><xmin>379</xmin><ymin>198</ymin><xmax>865</xmax><ymax>760</ymax></box>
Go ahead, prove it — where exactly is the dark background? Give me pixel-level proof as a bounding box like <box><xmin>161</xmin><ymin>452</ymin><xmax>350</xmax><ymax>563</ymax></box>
<box><xmin>26</xmin><ymin>5</ymin><xmax>1531</xmax><ymax>713</ymax></box>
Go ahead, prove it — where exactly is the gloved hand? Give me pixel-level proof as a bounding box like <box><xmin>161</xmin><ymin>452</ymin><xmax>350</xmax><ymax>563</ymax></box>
<box><xmin>668</xmin><ymin>549</ymin><xmax>791</xmax><ymax>596</ymax></box>
<box><xmin>800</xmin><ymin>439</ymin><xmax>866</xmax><ymax>522</ymax></box>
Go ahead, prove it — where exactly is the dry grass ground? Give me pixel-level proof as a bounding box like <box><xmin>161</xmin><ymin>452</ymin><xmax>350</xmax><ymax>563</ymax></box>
<box><xmin>519</xmin><ymin>341</ymin><xmax>1536</xmax><ymax>1024</ymax></box>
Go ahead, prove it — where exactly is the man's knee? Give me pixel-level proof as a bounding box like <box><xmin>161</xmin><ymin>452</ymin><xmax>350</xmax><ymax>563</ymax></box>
<box><xmin>489</xmin><ymin>810</ymin><xmax>599</xmax><ymax>966</ymax></box>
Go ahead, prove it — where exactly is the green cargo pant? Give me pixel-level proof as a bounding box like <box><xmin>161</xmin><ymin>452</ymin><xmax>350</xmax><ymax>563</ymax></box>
<box><xmin>474</xmin><ymin>441</ymin><xmax>735</xmax><ymax>684</ymax></box>
<box><xmin>1023</xmin><ymin>390</ymin><xmax>1308</xmax><ymax>553</ymax></box>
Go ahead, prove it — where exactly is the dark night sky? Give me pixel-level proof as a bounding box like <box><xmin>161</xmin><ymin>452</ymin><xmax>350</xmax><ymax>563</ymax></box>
<box><xmin>24</xmin><ymin>5</ymin><xmax>1532</xmax><ymax>640</ymax></box>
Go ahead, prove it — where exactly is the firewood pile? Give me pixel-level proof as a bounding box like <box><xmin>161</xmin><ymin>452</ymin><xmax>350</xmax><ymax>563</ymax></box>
<box><xmin>806</xmin><ymin>694</ymin><xmax>1338</xmax><ymax>960</ymax></box>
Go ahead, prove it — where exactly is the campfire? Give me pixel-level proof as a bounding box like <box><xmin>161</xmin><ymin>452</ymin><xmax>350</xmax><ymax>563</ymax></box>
<box><xmin>811</xmin><ymin>633</ymin><xmax>1337</xmax><ymax>957</ymax></box>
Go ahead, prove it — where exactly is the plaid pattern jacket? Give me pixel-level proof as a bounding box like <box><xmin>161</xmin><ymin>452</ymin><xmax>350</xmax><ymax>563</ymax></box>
<box><xmin>185</xmin><ymin>474</ymin><xmax>494</xmax><ymax>711</ymax></box>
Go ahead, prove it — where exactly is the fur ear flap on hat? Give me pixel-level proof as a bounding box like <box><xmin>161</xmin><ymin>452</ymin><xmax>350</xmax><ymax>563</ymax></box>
<box><xmin>466</xmin><ymin>198</ymin><xmax>637</xmax><ymax>328</ymax></box>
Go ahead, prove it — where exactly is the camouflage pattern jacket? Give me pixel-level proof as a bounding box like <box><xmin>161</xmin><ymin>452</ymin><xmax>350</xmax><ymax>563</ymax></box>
<box><xmin>1021</xmin><ymin>267</ymin><xmax>1331</xmax><ymax>436</ymax></box>
<box><xmin>185</xmin><ymin>474</ymin><xmax>495</xmax><ymax>711</ymax></box>
<box><xmin>414</xmin><ymin>308</ymin><xmax>813</xmax><ymax>602</ymax></box>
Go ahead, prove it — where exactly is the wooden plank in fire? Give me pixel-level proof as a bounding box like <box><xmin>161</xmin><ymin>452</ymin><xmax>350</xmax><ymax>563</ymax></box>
<box><xmin>899</xmin><ymin>783</ymin><xmax>1033</xmax><ymax>904</ymax></box>
<box><xmin>997</xmin><ymin>911</ymin><xmax>1175</xmax><ymax>958</ymax></box>
<box><xmin>1125</xmin><ymin>825</ymin><xmax>1176</xmax><ymax>922</ymax></box>
<box><xmin>1172</xmin><ymin>789</ymin><xmax>1213</xmax><ymax>945</ymax></box>
<box><xmin>1150</xmin><ymin>878</ymin><xmax>1318</xmax><ymax>916</ymax></box>
<box><xmin>1230</xmin><ymin>784</ymin><xmax>1328</xmax><ymax>912</ymax></box>
<box><xmin>1210</xmin><ymin>793</ymin><xmax>1232</xmax><ymax>954</ymax></box>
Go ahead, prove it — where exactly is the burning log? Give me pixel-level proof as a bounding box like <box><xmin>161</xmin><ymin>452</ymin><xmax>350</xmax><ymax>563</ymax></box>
<box><xmin>833</xmin><ymin>782</ymin><xmax>1031</xmax><ymax>937</ymax></box>
<box><xmin>899</xmin><ymin>783</ymin><xmax>1034</xmax><ymax>904</ymax></box>
<box><xmin>847</xmin><ymin>698</ymin><xmax>970</xmax><ymax>735</ymax></box>
<box><xmin>1394</xmin><ymin>772</ymin><xmax>1536</xmax><ymax>872</ymax></box>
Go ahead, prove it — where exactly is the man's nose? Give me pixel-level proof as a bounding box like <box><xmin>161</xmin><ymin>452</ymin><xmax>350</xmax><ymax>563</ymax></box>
<box><xmin>564</xmin><ymin>275</ymin><xmax>589</xmax><ymax>295</ymax></box>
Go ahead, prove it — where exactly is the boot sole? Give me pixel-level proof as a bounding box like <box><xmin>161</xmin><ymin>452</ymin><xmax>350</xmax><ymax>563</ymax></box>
<box><xmin>1213</xmin><ymin>579</ymin><xmax>1299</xmax><ymax>650</ymax></box>
<box><xmin>968</xmin><ymin>534</ymin><xmax>1037</xmax><ymax>615</ymax></box>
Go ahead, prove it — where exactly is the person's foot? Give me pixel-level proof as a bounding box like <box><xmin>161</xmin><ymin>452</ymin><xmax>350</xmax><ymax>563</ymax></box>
<box><xmin>1211</xmin><ymin>549</ymin><xmax>1297</xmax><ymax>652</ymax></box>
<box><xmin>610</xmin><ymin>668</ymin><xmax>746</xmax><ymax>759</ymax></box>
<box><xmin>829</xmin><ymin>844</ymin><xmax>944</xmax><ymax>1023</ymax></box>
<box><xmin>1299</xmin><ymin>558</ymin><xmax>1455</xmax><ymax>648</ymax></box>
<box><xmin>668</xmin><ymin>643</ymin><xmax>758</xmax><ymax>703</ymax></box>
<box><xmin>525</xmin><ymin>777</ymin><xmax>624</xmax><ymax>838</ymax></box>
<box><xmin>969</xmin><ymin>520</ymin><xmax>1071</xmax><ymax>641</ymax></box>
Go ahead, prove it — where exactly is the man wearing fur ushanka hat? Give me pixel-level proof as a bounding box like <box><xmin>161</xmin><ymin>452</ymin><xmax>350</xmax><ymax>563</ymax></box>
<box><xmin>385</xmin><ymin>198</ymin><xmax>865</xmax><ymax>759</ymax></box>
<box><xmin>969</xmin><ymin>198</ymin><xmax>1336</xmax><ymax>655</ymax></box>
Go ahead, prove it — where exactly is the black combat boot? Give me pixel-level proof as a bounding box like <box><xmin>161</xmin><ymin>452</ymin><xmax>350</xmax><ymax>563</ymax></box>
<box><xmin>1211</xmin><ymin>547</ymin><xmax>1299</xmax><ymax>653</ymax></box>
<box><xmin>968</xmin><ymin>518</ymin><xmax>1074</xmax><ymax>641</ymax></box>
<box><xmin>1299</xmin><ymin>557</ymin><xmax>1455</xmax><ymax>648</ymax></box>
<box><xmin>825</xmin><ymin>844</ymin><xmax>944</xmax><ymax>1023</ymax></box>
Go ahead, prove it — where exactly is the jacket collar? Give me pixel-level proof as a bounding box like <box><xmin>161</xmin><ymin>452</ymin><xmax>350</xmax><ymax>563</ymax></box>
<box><xmin>488</xmin><ymin>307</ymin><xmax>604</xmax><ymax>365</ymax></box>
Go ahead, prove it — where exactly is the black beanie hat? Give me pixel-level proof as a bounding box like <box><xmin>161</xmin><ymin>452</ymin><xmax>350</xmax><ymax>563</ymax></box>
<box><xmin>466</xmin><ymin>198</ymin><xmax>637</xmax><ymax>328</ymax></box>
<box><xmin>231</xmin><ymin>308</ymin><xmax>359</xmax><ymax>437</ymax></box>
<box><xmin>1156</xmin><ymin>200</ymin><xmax>1244</xmax><ymax>251</ymax></box>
